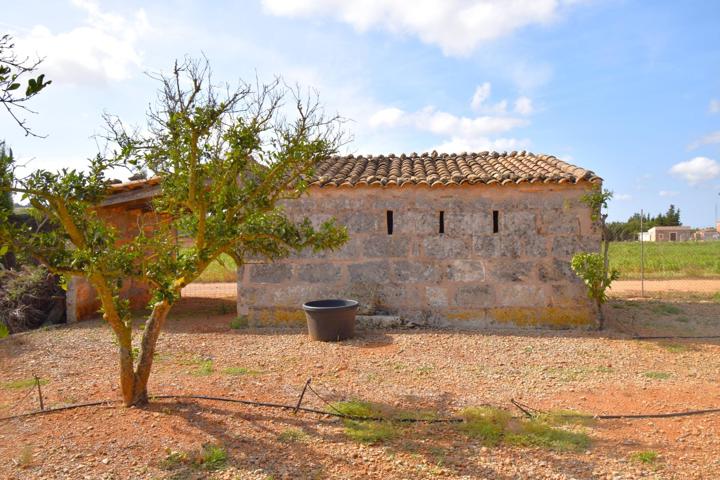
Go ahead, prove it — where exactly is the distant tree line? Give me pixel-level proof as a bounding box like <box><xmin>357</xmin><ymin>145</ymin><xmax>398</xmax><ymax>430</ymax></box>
<box><xmin>606</xmin><ymin>205</ymin><xmax>681</xmax><ymax>242</ymax></box>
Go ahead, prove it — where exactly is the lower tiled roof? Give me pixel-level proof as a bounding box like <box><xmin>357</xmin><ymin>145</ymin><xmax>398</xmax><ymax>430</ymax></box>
<box><xmin>310</xmin><ymin>151</ymin><xmax>600</xmax><ymax>187</ymax></box>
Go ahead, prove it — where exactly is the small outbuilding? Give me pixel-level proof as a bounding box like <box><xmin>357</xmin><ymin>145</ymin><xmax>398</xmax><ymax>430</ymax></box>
<box><xmin>237</xmin><ymin>150</ymin><xmax>602</xmax><ymax>328</ymax></box>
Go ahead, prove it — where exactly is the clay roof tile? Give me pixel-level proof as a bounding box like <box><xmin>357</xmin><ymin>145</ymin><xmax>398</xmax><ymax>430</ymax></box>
<box><xmin>307</xmin><ymin>151</ymin><xmax>600</xmax><ymax>188</ymax></box>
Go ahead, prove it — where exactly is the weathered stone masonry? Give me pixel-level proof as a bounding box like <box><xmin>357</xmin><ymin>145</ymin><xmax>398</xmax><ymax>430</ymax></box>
<box><xmin>237</xmin><ymin>182</ymin><xmax>601</xmax><ymax>328</ymax></box>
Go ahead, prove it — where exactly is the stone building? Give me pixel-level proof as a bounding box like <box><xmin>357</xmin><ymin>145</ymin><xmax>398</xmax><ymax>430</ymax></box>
<box><xmin>237</xmin><ymin>151</ymin><xmax>602</xmax><ymax>328</ymax></box>
<box><xmin>66</xmin><ymin>178</ymin><xmax>161</xmax><ymax>322</ymax></box>
<box><xmin>645</xmin><ymin>226</ymin><xmax>694</xmax><ymax>242</ymax></box>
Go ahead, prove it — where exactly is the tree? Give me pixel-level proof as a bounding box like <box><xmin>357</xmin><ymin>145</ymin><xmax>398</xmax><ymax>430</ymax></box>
<box><xmin>606</xmin><ymin>205</ymin><xmax>682</xmax><ymax>242</ymax></box>
<box><xmin>571</xmin><ymin>187</ymin><xmax>619</xmax><ymax>329</ymax></box>
<box><xmin>0</xmin><ymin>58</ymin><xmax>348</xmax><ymax>406</ymax></box>
<box><xmin>0</xmin><ymin>142</ymin><xmax>12</xmax><ymax>214</ymax></box>
<box><xmin>0</xmin><ymin>141</ymin><xmax>17</xmax><ymax>269</ymax></box>
<box><xmin>0</xmin><ymin>34</ymin><xmax>52</xmax><ymax>137</ymax></box>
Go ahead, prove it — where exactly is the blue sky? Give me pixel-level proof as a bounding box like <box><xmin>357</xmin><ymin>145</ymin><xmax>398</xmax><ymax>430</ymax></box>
<box><xmin>3</xmin><ymin>0</ymin><xmax>720</xmax><ymax>226</ymax></box>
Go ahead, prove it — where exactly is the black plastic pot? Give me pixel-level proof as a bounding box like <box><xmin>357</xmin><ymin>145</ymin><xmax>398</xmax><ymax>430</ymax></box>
<box><xmin>302</xmin><ymin>299</ymin><xmax>359</xmax><ymax>341</ymax></box>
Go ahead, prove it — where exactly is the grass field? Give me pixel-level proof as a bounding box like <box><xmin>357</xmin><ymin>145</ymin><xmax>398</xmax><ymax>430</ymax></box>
<box><xmin>192</xmin><ymin>241</ymin><xmax>720</xmax><ymax>283</ymax></box>
<box><xmin>195</xmin><ymin>253</ymin><xmax>238</xmax><ymax>283</ymax></box>
<box><xmin>609</xmin><ymin>241</ymin><xmax>720</xmax><ymax>279</ymax></box>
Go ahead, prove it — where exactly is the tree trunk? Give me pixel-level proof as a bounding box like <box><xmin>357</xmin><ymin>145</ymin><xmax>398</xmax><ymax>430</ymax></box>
<box><xmin>126</xmin><ymin>299</ymin><xmax>172</xmax><ymax>406</ymax></box>
<box><xmin>115</xmin><ymin>322</ymin><xmax>136</xmax><ymax>406</ymax></box>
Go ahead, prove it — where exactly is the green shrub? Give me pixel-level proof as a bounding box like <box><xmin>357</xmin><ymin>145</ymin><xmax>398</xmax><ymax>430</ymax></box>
<box><xmin>198</xmin><ymin>444</ymin><xmax>227</xmax><ymax>470</ymax></box>
<box><xmin>631</xmin><ymin>450</ymin><xmax>659</xmax><ymax>464</ymax></box>
<box><xmin>193</xmin><ymin>360</ymin><xmax>214</xmax><ymax>376</ymax></box>
<box><xmin>160</xmin><ymin>444</ymin><xmax>228</xmax><ymax>471</ymax></box>
<box><xmin>505</xmin><ymin>420</ymin><xmax>591</xmax><ymax>451</ymax></box>
<box><xmin>229</xmin><ymin>316</ymin><xmax>248</xmax><ymax>329</ymax></box>
<box><xmin>342</xmin><ymin>420</ymin><xmax>396</xmax><ymax>444</ymax></box>
<box><xmin>2</xmin><ymin>377</ymin><xmax>47</xmax><ymax>389</ymax></box>
<box><xmin>278</xmin><ymin>428</ymin><xmax>307</xmax><ymax>443</ymax></box>
<box><xmin>329</xmin><ymin>400</ymin><xmax>382</xmax><ymax>418</ymax></box>
<box><xmin>457</xmin><ymin>406</ymin><xmax>592</xmax><ymax>451</ymax></box>
<box><xmin>459</xmin><ymin>407</ymin><xmax>511</xmax><ymax>446</ymax></box>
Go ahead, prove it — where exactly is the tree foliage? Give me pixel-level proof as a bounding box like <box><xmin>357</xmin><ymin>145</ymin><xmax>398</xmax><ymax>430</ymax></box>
<box><xmin>0</xmin><ymin>34</ymin><xmax>52</xmax><ymax>137</ymax></box>
<box><xmin>571</xmin><ymin>252</ymin><xmax>619</xmax><ymax>313</ymax></box>
<box><xmin>0</xmin><ymin>58</ymin><xmax>348</xmax><ymax>405</ymax></box>
<box><xmin>573</xmin><ymin>186</ymin><xmax>618</xmax><ymax>329</ymax></box>
<box><xmin>606</xmin><ymin>205</ymin><xmax>682</xmax><ymax>242</ymax></box>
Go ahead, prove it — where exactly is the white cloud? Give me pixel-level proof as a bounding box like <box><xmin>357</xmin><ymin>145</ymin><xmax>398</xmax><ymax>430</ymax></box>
<box><xmin>432</xmin><ymin>136</ymin><xmax>529</xmax><ymax>153</ymax></box>
<box><xmin>262</xmin><ymin>0</ymin><xmax>581</xmax><ymax>56</ymax></box>
<box><xmin>471</xmin><ymin>82</ymin><xmax>491</xmax><ymax>110</ymax></box>
<box><xmin>370</xmin><ymin>105</ymin><xmax>528</xmax><ymax>137</ymax></box>
<box><xmin>615</xmin><ymin>193</ymin><xmax>632</xmax><ymax>201</ymax></box>
<box><xmin>514</xmin><ymin>96</ymin><xmax>534</xmax><ymax>115</ymax></box>
<box><xmin>659</xmin><ymin>190</ymin><xmax>679</xmax><ymax>197</ymax></box>
<box><xmin>710</xmin><ymin>99</ymin><xmax>720</xmax><ymax>114</ymax></box>
<box><xmin>369</xmin><ymin>107</ymin><xmax>406</xmax><ymax>128</ymax></box>
<box><xmin>367</xmin><ymin>84</ymin><xmax>533</xmax><ymax>153</ymax></box>
<box><xmin>688</xmin><ymin>131</ymin><xmax>720</xmax><ymax>150</ymax></box>
<box><xmin>15</xmin><ymin>0</ymin><xmax>149</xmax><ymax>84</ymax></box>
<box><xmin>669</xmin><ymin>157</ymin><xmax>720</xmax><ymax>185</ymax></box>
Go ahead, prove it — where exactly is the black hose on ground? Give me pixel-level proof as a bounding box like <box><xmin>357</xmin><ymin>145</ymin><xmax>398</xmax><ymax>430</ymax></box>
<box><xmin>2</xmin><ymin>393</ymin><xmax>720</xmax><ymax>423</ymax></box>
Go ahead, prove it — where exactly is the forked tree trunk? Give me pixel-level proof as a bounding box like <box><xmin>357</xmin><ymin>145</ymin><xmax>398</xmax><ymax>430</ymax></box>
<box><xmin>114</xmin><ymin>300</ymin><xmax>172</xmax><ymax>406</ymax></box>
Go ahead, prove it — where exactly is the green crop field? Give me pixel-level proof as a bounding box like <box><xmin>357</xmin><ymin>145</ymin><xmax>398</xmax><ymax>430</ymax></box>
<box><xmin>609</xmin><ymin>241</ymin><xmax>720</xmax><ymax>279</ymax></box>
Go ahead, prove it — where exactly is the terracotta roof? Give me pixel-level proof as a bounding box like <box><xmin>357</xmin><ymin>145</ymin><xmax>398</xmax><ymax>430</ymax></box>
<box><xmin>310</xmin><ymin>151</ymin><xmax>600</xmax><ymax>187</ymax></box>
<box><xmin>107</xmin><ymin>177</ymin><xmax>160</xmax><ymax>193</ymax></box>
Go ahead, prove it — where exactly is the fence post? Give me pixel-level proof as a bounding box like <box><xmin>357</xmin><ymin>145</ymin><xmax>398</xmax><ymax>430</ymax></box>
<box><xmin>34</xmin><ymin>375</ymin><xmax>44</xmax><ymax>411</ymax></box>
<box><xmin>640</xmin><ymin>209</ymin><xmax>645</xmax><ymax>297</ymax></box>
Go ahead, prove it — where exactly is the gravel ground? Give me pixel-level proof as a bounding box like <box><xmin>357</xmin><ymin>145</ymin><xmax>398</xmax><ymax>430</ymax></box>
<box><xmin>1</xmin><ymin>295</ymin><xmax>719</xmax><ymax>479</ymax></box>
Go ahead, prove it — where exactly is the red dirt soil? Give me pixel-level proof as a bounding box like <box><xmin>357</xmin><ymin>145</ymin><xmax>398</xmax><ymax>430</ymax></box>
<box><xmin>1</xmin><ymin>295</ymin><xmax>720</xmax><ymax>479</ymax></box>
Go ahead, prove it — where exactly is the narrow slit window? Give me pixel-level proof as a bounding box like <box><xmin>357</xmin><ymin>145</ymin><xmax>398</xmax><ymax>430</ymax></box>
<box><xmin>439</xmin><ymin>211</ymin><xmax>445</xmax><ymax>234</ymax></box>
<box><xmin>492</xmin><ymin>210</ymin><xmax>499</xmax><ymax>233</ymax></box>
<box><xmin>386</xmin><ymin>210</ymin><xmax>394</xmax><ymax>235</ymax></box>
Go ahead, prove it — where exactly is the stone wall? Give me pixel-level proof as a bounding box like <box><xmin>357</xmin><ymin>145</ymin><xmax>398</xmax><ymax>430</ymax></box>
<box><xmin>237</xmin><ymin>183</ymin><xmax>601</xmax><ymax>328</ymax></box>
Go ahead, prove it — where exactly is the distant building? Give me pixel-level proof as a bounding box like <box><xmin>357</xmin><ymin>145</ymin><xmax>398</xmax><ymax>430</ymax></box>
<box><xmin>694</xmin><ymin>227</ymin><xmax>720</xmax><ymax>241</ymax></box>
<box><xmin>645</xmin><ymin>226</ymin><xmax>694</xmax><ymax>242</ymax></box>
<box><xmin>638</xmin><ymin>231</ymin><xmax>651</xmax><ymax>242</ymax></box>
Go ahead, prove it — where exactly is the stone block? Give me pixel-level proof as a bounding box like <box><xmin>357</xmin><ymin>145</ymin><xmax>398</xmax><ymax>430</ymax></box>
<box><xmin>395</xmin><ymin>210</ymin><xmax>437</xmax><ymax>235</ymax></box>
<box><xmin>445</xmin><ymin>211</ymin><xmax>492</xmax><ymax>235</ymax></box>
<box><xmin>455</xmin><ymin>284</ymin><xmax>495</xmax><ymax>307</ymax></box>
<box><xmin>422</xmin><ymin>236</ymin><xmax>469</xmax><ymax>258</ymax></box>
<box><xmin>376</xmin><ymin>283</ymin><xmax>417</xmax><ymax>309</ymax></box>
<box><xmin>473</xmin><ymin>235</ymin><xmax>521</xmax><ymax>258</ymax></box>
<box><xmin>394</xmin><ymin>260</ymin><xmax>444</xmax><ymax>282</ymax></box>
<box><xmin>550</xmin><ymin>283</ymin><xmax>591</xmax><ymax>306</ymax></box>
<box><xmin>425</xmin><ymin>286</ymin><xmax>449</xmax><ymax>307</ymax></box>
<box><xmin>551</xmin><ymin>236</ymin><xmax>599</xmax><ymax>258</ymax></box>
<box><xmin>446</xmin><ymin>260</ymin><xmax>485</xmax><ymax>282</ymax></box>
<box><xmin>538</xmin><ymin>259</ymin><xmax>576</xmax><ymax>282</ymax></box>
<box><xmin>294</xmin><ymin>263</ymin><xmax>343</xmax><ymax>283</ymax></box>
<box><xmin>337</xmin><ymin>210</ymin><xmax>380</xmax><ymax>234</ymax></box>
<box><xmin>524</xmin><ymin>234</ymin><xmax>549</xmax><ymax>257</ymax></box>
<box><xmin>348</xmin><ymin>261</ymin><xmax>391</xmax><ymax>283</ymax></box>
<box><xmin>502</xmin><ymin>210</ymin><xmax>537</xmax><ymax>235</ymax></box>
<box><xmin>364</xmin><ymin>236</ymin><xmax>410</xmax><ymax>258</ymax></box>
<box><xmin>540</xmin><ymin>211</ymin><xmax>580</xmax><ymax>235</ymax></box>
<box><xmin>250</xmin><ymin>263</ymin><xmax>293</xmax><ymax>283</ymax></box>
<box><xmin>488</xmin><ymin>260</ymin><xmax>533</xmax><ymax>282</ymax></box>
<box><xmin>495</xmin><ymin>284</ymin><xmax>546</xmax><ymax>307</ymax></box>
